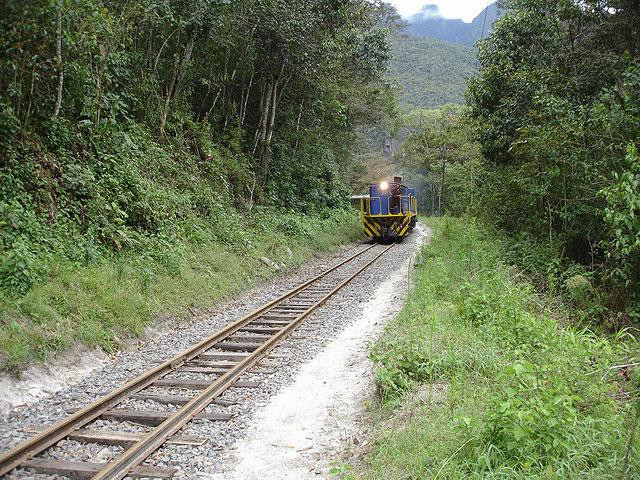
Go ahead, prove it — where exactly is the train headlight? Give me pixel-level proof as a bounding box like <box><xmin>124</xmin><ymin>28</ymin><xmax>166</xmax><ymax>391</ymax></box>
<box><xmin>379</xmin><ymin>181</ymin><xmax>389</xmax><ymax>191</ymax></box>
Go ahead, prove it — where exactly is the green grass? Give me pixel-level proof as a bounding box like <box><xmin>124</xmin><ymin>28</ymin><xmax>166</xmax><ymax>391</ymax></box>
<box><xmin>344</xmin><ymin>217</ymin><xmax>639</xmax><ymax>479</ymax></box>
<box><xmin>0</xmin><ymin>209</ymin><xmax>362</xmax><ymax>373</ymax></box>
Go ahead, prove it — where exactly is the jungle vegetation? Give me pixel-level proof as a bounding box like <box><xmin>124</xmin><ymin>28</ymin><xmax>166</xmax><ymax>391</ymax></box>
<box><xmin>389</xmin><ymin>34</ymin><xmax>476</xmax><ymax>110</ymax></box>
<box><xmin>466</xmin><ymin>0</ymin><xmax>640</xmax><ymax>327</ymax></box>
<box><xmin>399</xmin><ymin>0</ymin><xmax>639</xmax><ymax>327</ymax></box>
<box><xmin>0</xmin><ymin>0</ymin><xmax>396</xmax><ymax>370</ymax></box>
<box><xmin>356</xmin><ymin>217</ymin><xmax>639</xmax><ymax>479</ymax></box>
<box><xmin>351</xmin><ymin>1</ymin><xmax>640</xmax><ymax>478</ymax></box>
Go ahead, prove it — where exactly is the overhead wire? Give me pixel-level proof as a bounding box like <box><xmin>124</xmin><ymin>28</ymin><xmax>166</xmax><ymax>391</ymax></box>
<box><xmin>475</xmin><ymin>0</ymin><xmax>493</xmax><ymax>70</ymax></box>
<box><xmin>480</xmin><ymin>0</ymin><xmax>492</xmax><ymax>42</ymax></box>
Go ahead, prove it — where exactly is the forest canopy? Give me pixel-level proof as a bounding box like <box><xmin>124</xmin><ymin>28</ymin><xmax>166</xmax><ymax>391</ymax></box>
<box><xmin>389</xmin><ymin>34</ymin><xmax>476</xmax><ymax>110</ymax></box>
<box><xmin>390</xmin><ymin>0</ymin><xmax>639</xmax><ymax>324</ymax></box>
<box><xmin>0</xmin><ymin>0</ymin><xmax>396</xmax><ymax>295</ymax></box>
<box><xmin>464</xmin><ymin>0</ymin><xmax>640</xmax><ymax>322</ymax></box>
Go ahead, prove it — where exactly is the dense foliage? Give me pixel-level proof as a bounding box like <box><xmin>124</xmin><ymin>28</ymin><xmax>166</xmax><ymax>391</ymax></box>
<box><xmin>355</xmin><ymin>218</ymin><xmax>638</xmax><ymax>479</ymax></box>
<box><xmin>0</xmin><ymin>0</ymin><xmax>394</xmax><ymax>298</ymax></box>
<box><xmin>347</xmin><ymin>3</ymin><xmax>640</xmax><ymax>477</ymax></box>
<box><xmin>399</xmin><ymin>105</ymin><xmax>481</xmax><ymax>214</ymax></box>
<box><xmin>463</xmin><ymin>0</ymin><xmax>640</xmax><ymax>323</ymax></box>
<box><xmin>389</xmin><ymin>34</ymin><xmax>476</xmax><ymax>110</ymax></box>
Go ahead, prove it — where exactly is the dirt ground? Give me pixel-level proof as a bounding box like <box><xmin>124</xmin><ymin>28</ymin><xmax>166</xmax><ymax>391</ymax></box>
<box><xmin>209</xmin><ymin>225</ymin><xmax>428</xmax><ymax>479</ymax></box>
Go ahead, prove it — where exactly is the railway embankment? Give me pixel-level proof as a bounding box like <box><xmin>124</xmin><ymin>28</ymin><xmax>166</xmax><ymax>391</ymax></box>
<box><xmin>0</xmin><ymin>227</ymin><xmax>425</xmax><ymax>478</ymax></box>
<box><xmin>344</xmin><ymin>217</ymin><xmax>638</xmax><ymax>479</ymax></box>
<box><xmin>0</xmin><ymin>209</ymin><xmax>360</xmax><ymax>386</ymax></box>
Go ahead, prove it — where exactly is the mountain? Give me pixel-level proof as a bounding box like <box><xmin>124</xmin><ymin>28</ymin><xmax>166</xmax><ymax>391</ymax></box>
<box><xmin>386</xmin><ymin>2</ymin><xmax>503</xmax><ymax>110</ymax></box>
<box><xmin>389</xmin><ymin>33</ymin><xmax>476</xmax><ymax>110</ymax></box>
<box><xmin>405</xmin><ymin>2</ymin><xmax>503</xmax><ymax>46</ymax></box>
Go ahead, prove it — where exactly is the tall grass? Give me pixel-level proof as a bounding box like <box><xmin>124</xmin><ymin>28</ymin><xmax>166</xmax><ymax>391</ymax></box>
<box><xmin>0</xmin><ymin>209</ymin><xmax>361</xmax><ymax>373</ymax></box>
<box><xmin>352</xmin><ymin>217</ymin><xmax>638</xmax><ymax>479</ymax></box>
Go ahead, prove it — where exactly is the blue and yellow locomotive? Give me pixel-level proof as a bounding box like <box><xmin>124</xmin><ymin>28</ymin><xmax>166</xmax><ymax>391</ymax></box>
<box><xmin>359</xmin><ymin>176</ymin><xmax>417</xmax><ymax>240</ymax></box>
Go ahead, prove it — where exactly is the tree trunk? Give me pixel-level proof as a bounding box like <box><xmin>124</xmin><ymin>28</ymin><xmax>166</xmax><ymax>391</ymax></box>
<box><xmin>146</xmin><ymin>13</ymin><xmax>155</xmax><ymax>69</ymax></box>
<box><xmin>257</xmin><ymin>79</ymin><xmax>274</xmax><ymax>164</ymax></box>
<box><xmin>159</xmin><ymin>56</ymin><xmax>179</xmax><ymax>136</ymax></box>
<box><xmin>246</xmin><ymin>174</ymin><xmax>257</xmax><ymax>212</ymax></box>
<box><xmin>240</xmin><ymin>70</ymin><xmax>254</xmax><ymax>126</ymax></box>
<box><xmin>439</xmin><ymin>158</ymin><xmax>446</xmax><ymax>215</ymax></box>
<box><xmin>260</xmin><ymin>68</ymin><xmax>288</xmax><ymax>165</ymax></box>
<box><xmin>223</xmin><ymin>89</ymin><xmax>231</xmax><ymax>131</ymax></box>
<box><xmin>252</xmin><ymin>82</ymin><xmax>268</xmax><ymax>155</ymax></box>
<box><xmin>173</xmin><ymin>33</ymin><xmax>195</xmax><ymax>98</ymax></box>
<box><xmin>265</xmin><ymin>76</ymin><xmax>280</xmax><ymax>146</ymax></box>
<box><xmin>153</xmin><ymin>28</ymin><xmax>179</xmax><ymax>73</ymax></box>
<box><xmin>203</xmin><ymin>88</ymin><xmax>222</xmax><ymax>123</ymax></box>
<box><xmin>54</xmin><ymin>10</ymin><xmax>63</xmax><ymax>117</ymax></box>
<box><xmin>431</xmin><ymin>182</ymin><xmax>436</xmax><ymax>215</ymax></box>
<box><xmin>294</xmin><ymin>102</ymin><xmax>303</xmax><ymax>149</ymax></box>
<box><xmin>160</xmin><ymin>33</ymin><xmax>195</xmax><ymax>136</ymax></box>
<box><xmin>94</xmin><ymin>51</ymin><xmax>102</xmax><ymax>127</ymax></box>
<box><xmin>548</xmin><ymin>198</ymin><xmax>553</xmax><ymax>244</ymax></box>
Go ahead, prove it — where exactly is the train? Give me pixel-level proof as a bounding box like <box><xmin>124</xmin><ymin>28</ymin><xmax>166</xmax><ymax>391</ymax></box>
<box><xmin>357</xmin><ymin>176</ymin><xmax>417</xmax><ymax>240</ymax></box>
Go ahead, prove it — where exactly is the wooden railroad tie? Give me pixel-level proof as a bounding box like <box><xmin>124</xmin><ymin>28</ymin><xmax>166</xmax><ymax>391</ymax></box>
<box><xmin>239</xmin><ymin>326</ymin><xmax>281</xmax><ymax>334</ymax></box>
<box><xmin>215</xmin><ymin>341</ymin><xmax>260</xmax><ymax>352</ymax></box>
<box><xmin>153</xmin><ymin>378</ymin><xmax>260</xmax><ymax>389</ymax></box>
<box><xmin>68</xmin><ymin>429</ymin><xmax>207</xmax><ymax>447</ymax></box>
<box><xmin>247</xmin><ymin>319</ymin><xmax>292</xmax><ymax>326</ymax></box>
<box><xmin>197</xmin><ymin>352</ymin><xmax>250</xmax><ymax>361</ymax></box>
<box><xmin>226</xmin><ymin>334</ymin><xmax>273</xmax><ymax>343</ymax></box>
<box><xmin>100</xmin><ymin>409</ymin><xmax>232</xmax><ymax>426</ymax></box>
<box><xmin>21</xmin><ymin>459</ymin><xmax>177</xmax><ymax>480</ymax></box>
<box><xmin>131</xmin><ymin>393</ymin><xmax>235</xmax><ymax>406</ymax></box>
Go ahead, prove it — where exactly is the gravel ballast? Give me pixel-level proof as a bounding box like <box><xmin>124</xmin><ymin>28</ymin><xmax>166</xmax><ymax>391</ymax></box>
<box><xmin>0</xmin><ymin>225</ymin><xmax>427</xmax><ymax>479</ymax></box>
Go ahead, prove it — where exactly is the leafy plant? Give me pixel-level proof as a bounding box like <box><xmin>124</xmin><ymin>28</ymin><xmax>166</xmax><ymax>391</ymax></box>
<box><xmin>601</xmin><ymin>144</ymin><xmax>640</xmax><ymax>291</ymax></box>
<box><xmin>362</xmin><ymin>218</ymin><xmax>635</xmax><ymax>479</ymax></box>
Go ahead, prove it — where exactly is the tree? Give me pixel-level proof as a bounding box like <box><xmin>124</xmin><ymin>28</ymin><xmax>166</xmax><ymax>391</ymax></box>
<box><xmin>400</xmin><ymin>105</ymin><xmax>480</xmax><ymax>215</ymax></box>
<box><xmin>0</xmin><ymin>0</ymin><xmax>394</xmax><ymax>205</ymax></box>
<box><xmin>0</xmin><ymin>0</ymin><xmax>397</xmax><ymax>297</ymax></box>
<box><xmin>465</xmin><ymin>0</ymin><xmax>640</xmax><ymax>320</ymax></box>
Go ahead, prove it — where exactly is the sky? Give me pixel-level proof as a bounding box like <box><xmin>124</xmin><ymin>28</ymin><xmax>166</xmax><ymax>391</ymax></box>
<box><xmin>385</xmin><ymin>0</ymin><xmax>492</xmax><ymax>22</ymax></box>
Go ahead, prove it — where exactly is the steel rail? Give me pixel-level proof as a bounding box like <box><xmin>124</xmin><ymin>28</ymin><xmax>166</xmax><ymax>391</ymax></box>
<box><xmin>0</xmin><ymin>243</ymin><xmax>379</xmax><ymax>477</ymax></box>
<box><xmin>93</xmin><ymin>243</ymin><xmax>395</xmax><ymax>480</ymax></box>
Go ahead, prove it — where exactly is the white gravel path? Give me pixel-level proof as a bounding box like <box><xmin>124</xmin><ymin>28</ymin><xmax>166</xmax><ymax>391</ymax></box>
<box><xmin>1</xmin><ymin>225</ymin><xmax>427</xmax><ymax>480</ymax></box>
<box><xmin>210</xmin><ymin>225</ymin><xmax>428</xmax><ymax>480</ymax></box>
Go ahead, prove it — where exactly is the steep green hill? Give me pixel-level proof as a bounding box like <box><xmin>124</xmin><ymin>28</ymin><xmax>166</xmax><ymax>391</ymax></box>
<box><xmin>389</xmin><ymin>34</ymin><xmax>476</xmax><ymax>110</ymax></box>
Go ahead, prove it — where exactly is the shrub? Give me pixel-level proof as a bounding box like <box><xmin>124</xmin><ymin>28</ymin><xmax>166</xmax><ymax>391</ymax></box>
<box><xmin>363</xmin><ymin>218</ymin><xmax>635</xmax><ymax>479</ymax></box>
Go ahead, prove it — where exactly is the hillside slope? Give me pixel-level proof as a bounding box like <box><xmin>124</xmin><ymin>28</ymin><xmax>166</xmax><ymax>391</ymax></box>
<box><xmin>0</xmin><ymin>0</ymin><xmax>389</xmax><ymax>371</ymax></box>
<box><xmin>389</xmin><ymin>34</ymin><xmax>476</xmax><ymax>110</ymax></box>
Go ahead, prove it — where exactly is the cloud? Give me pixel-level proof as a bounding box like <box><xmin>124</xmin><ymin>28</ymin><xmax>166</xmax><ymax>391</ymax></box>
<box><xmin>385</xmin><ymin>0</ymin><xmax>491</xmax><ymax>23</ymax></box>
<box><xmin>417</xmin><ymin>4</ymin><xmax>441</xmax><ymax>19</ymax></box>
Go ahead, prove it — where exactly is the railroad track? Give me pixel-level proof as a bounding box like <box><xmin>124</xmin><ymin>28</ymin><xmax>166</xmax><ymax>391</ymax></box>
<box><xmin>0</xmin><ymin>242</ymin><xmax>394</xmax><ymax>480</ymax></box>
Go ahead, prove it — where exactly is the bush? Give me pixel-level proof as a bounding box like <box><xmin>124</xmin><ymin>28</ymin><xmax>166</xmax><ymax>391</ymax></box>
<box><xmin>361</xmin><ymin>218</ymin><xmax>637</xmax><ymax>479</ymax></box>
<box><xmin>0</xmin><ymin>206</ymin><xmax>361</xmax><ymax>372</ymax></box>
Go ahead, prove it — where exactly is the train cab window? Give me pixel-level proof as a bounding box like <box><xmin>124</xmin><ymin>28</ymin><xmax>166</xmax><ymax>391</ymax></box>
<box><xmin>389</xmin><ymin>183</ymin><xmax>401</xmax><ymax>214</ymax></box>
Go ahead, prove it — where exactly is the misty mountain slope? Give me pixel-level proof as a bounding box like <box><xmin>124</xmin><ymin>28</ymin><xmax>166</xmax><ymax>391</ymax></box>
<box><xmin>405</xmin><ymin>2</ymin><xmax>503</xmax><ymax>46</ymax></box>
<box><xmin>389</xmin><ymin>33</ymin><xmax>476</xmax><ymax>110</ymax></box>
